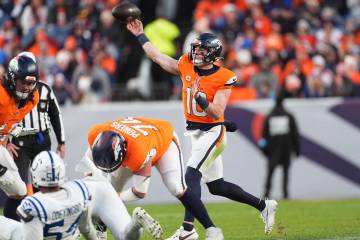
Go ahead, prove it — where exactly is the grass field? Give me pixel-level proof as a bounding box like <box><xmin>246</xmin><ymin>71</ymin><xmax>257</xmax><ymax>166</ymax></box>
<box><xmin>121</xmin><ymin>199</ymin><xmax>360</xmax><ymax>240</ymax></box>
<box><xmin>2</xmin><ymin>199</ymin><xmax>360</xmax><ymax>240</ymax></box>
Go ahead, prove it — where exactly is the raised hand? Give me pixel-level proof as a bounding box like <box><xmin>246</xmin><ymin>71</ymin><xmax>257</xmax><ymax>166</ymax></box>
<box><xmin>191</xmin><ymin>76</ymin><xmax>201</xmax><ymax>98</ymax></box>
<box><xmin>126</xmin><ymin>19</ymin><xmax>144</xmax><ymax>36</ymax></box>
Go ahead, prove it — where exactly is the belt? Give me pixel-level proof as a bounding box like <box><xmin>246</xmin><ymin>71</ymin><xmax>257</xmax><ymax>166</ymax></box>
<box><xmin>15</xmin><ymin>129</ymin><xmax>50</xmax><ymax>139</ymax></box>
<box><xmin>13</xmin><ymin>130</ymin><xmax>50</xmax><ymax>145</ymax></box>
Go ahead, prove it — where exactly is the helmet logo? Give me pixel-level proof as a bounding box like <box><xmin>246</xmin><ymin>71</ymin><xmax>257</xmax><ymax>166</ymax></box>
<box><xmin>112</xmin><ymin>136</ymin><xmax>122</xmax><ymax>162</ymax></box>
<box><xmin>211</xmin><ymin>39</ymin><xmax>222</xmax><ymax>48</ymax></box>
<box><xmin>8</xmin><ymin>59</ymin><xmax>18</xmax><ymax>72</ymax></box>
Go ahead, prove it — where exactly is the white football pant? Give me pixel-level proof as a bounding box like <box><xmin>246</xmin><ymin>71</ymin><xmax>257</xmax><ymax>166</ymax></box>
<box><xmin>0</xmin><ymin>145</ymin><xmax>27</xmax><ymax>197</ymax></box>
<box><xmin>0</xmin><ymin>216</ymin><xmax>22</xmax><ymax>240</ymax></box>
<box><xmin>185</xmin><ymin>125</ymin><xmax>227</xmax><ymax>183</ymax></box>
<box><xmin>83</xmin><ymin>175</ymin><xmax>142</xmax><ymax>240</ymax></box>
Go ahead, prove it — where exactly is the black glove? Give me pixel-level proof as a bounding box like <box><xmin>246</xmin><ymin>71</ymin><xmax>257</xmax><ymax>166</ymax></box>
<box><xmin>224</xmin><ymin>121</ymin><xmax>237</xmax><ymax>132</ymax></box>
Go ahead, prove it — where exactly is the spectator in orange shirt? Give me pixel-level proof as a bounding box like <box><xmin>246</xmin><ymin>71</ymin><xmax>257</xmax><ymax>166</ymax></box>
<box><xmin>193</xmin><ymin>0</ymin><xmax>229</xmax><ymax>24</ymax></box>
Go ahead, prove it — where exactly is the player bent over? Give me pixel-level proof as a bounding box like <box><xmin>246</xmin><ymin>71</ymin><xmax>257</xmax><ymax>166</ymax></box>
<box><xmin>78</xmin><ymin>117</ymin><xmax>224</xmax><ymax>240</ymax></box>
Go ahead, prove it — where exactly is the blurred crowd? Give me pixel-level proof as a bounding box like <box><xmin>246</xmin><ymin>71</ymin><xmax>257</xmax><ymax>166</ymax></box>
<box><xmin>0</xmin><ymin>0</ymin><xmax>359</xmax><ymax>105</ymax></box>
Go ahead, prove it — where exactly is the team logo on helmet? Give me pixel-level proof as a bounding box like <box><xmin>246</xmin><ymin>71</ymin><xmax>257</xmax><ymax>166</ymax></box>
<box><xmin>8</xmin><ymin>58</ymin><xmax>19</xmax><ymax>72</ymax></box>
<box><xmin>112</xmin><ymin>136</ymin><xmax>122</xmax><ymax>162</ymax></box>
<box><xmin>211</xmin><ymin>38</ymin><xmax>222</xmax><ymax>48</ymax></box>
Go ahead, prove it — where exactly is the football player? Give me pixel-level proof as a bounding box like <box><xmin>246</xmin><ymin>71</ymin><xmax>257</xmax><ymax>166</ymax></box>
<box><xmin>0</xmin><ymin>150</ymin><xmax>163</xmax><ymax>240</ymax></box>
<box><xmin>78</xmin><ymin>117</ymin><xmax>223</xmax><ymax>240</ymax></box>
<box><xmin>0</xmin><ymin>150</ymin><xmax>97</xmax><ymax>240</ymax></box>
<box><xmin>126</xmin><ymin>19</ymin><xmax>278</xmax><ymax>239</ymax></box>
<box><xmin>0</xmin><ymin>52</ymin><xmax>39</xmax><ymax>198</ymax></box>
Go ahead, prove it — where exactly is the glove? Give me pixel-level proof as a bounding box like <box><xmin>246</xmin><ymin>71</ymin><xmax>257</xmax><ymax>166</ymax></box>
<box><xmin>10</xmin><ymin>126</ymin><xmax>38</xmax><ymax>137</ymax></box>
<box><xmin>224</xmin><ymin>121</ymin><xmax>237</xmax><ymax>132</ymax></box>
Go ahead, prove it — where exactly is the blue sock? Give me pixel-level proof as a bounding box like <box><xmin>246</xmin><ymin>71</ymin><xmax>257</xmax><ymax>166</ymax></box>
<box><xmin>180</xmin><ymin>167</ymin><xmax>214</xmax><ymax>231</ymax></box>
<box><xmin>207</xmin><ymin>178</ymin><xmax>266</xmax><ymax>211</ymax></box>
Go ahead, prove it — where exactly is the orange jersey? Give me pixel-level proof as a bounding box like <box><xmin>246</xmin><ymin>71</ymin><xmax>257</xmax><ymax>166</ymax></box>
<box><xmin>0</xmin><ymin>84</ymin><xmax>39</xmax><ymax>144</ymax></box>
<box><xmin>88</xmin><ymin>117</ymin><xmax>174</xmax><ymax>172</ymax></box>
<box><xmin>178</xmin><ymin>54</ymin><xmax>236</xmax><ymax>123</ymax></box>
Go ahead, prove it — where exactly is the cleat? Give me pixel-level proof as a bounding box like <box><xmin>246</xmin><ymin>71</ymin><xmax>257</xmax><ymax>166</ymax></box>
<box><xmin>260</xmin><ymin>199</ymin><xmax>278</xmax><ymax>234</ymax></box>
<box><xmin>205</xmin><ymin>227</ymin><xmax>224</xmax><ymax>240</ymax></box>
<box><xmin>165</xmin><ymin>226</ymin><xmax>199</xmax><ymax>240</ymax></box>
<box><xmin>133</xmin><ymin>207</ymin><xmax>163</xmax><ymax>240</ymax></box>
<box><xmin>96</xmin><ymin>230</ymin><xmax>107</xmax><ymax>240</ymax></box>
<box><xmin>95</xmin><ymin>220</ymin><xmax>107</xmax><ymax>240</ymax></box>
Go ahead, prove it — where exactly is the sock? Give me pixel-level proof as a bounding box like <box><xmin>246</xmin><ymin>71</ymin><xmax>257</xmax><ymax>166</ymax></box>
<box><xmin>207</xmin><ymin>178</ymin><xmax>266</xmax><ymax>211</ymax></box>
<box><xmin>181</xmin><ymin>167</ymin><xmax>214</xmax><ymax>231</ymax></box>
<box><xmin>3</xmin><ymin>198</ymin><xmax>23</xmax><ymax>221</ymax></box>
<box><xmin>179</xmin><ymin>188</ymin><xmax>214</xmax><ymax>230</ymax></box>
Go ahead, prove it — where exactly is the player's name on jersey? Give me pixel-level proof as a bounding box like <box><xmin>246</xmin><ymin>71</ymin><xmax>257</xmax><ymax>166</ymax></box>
<box><xmin>51</xmin><ymin>203</ymin><xmax>83</xmax><ymax>220</ymax></box>
<box><xmin>110</xmin><ymin>121</ymin><xmax>140</xmax><ymax>138</ymax></box>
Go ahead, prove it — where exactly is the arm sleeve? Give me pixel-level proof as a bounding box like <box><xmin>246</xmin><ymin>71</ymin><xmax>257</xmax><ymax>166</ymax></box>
<box><xmin>22</xmin><ymin>218</ymin><xmax>44</xmax><ymax>240</ymax></box>
<box><xmin>48</xmin><ymin>87</ymin><xmax>65</xmax><ymax>144</ymax></box>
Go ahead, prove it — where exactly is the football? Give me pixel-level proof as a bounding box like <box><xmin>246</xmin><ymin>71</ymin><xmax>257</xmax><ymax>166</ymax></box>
<box><xmin>111</xmin><ymin>1</ymin><xmax>141</xmax><ymax>22</ymax></box>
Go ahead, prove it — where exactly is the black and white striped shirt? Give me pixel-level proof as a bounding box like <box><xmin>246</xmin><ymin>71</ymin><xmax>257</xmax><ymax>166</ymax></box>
<box><xmin>20</xmin><ymin>81</ymin><xmax>65</xmax><ymax>144</ymax></box>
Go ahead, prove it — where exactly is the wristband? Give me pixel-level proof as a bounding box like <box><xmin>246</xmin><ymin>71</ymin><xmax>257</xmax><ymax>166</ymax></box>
<box><xmin>195</xmin><ymin>95</ymin><xmax>209</xmax><ymax>110</ymax></box>
<box><xmin>136</xmin><ymin>33</ymin><xmax>149</xmax><ymax>46</ymax></box>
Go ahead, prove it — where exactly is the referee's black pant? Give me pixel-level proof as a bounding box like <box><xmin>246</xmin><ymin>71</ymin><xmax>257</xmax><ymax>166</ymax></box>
<box><xmin>3</xmin><ymin>131</ymin><xmax>51</xmax><ymax>220</ymax></box>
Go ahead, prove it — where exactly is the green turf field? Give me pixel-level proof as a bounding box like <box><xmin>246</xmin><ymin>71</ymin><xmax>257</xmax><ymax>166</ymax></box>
<box><xmin>120</xmin><ymin>199</ymin><xmax>360</xmax><ymax>240</ymax></box>
<box><xmin>2</xmin><ymin>199</ymin><xmax>360</xmax><ymax>239</ymax></box>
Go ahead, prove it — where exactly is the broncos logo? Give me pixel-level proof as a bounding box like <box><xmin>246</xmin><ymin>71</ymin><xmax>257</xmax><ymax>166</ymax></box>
<box><xmin>112</xmin><ymin>136</ymin><xmax>122</xmax><ymax>162</ymax></box>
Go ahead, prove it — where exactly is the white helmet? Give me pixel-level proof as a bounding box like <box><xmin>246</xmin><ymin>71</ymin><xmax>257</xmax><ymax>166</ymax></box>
<box><xmin>31</xmin><ymin>151</ymin><xmax>65</xmax><ymax>188</ymax></box>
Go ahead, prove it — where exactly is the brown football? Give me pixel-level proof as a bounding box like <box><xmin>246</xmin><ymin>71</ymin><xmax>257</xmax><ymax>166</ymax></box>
<box><xmin>111</xmin><ymin>1</ymin><xmax>141</xmax><ymax>22</ymax></box>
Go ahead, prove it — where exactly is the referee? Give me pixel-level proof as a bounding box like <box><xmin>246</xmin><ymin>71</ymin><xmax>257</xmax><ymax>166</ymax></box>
<box><xmin>3</xmin><ymin>81</ymin><xmax>66</xmax><ymax>220</ymax></box>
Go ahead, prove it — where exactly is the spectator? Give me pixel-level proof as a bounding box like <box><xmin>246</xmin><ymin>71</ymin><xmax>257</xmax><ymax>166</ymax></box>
<box><xmin>213</xmin><ymin>3</ymin><xmax>242</xmax><ymax>43</ymax></box>
<box><xmin>71</xmin><ymin>57</ymin><xmax>111</xmax><ymax>103</ymax></box>
<box><xmin>251</xmin><ymin>57</ymin><xmax>278</xmax><ymax>98</ymax></box>
<box><xmin>304</xmin><ymin>55</ymin><xmax>334</xmax><ymax>98</ymax></box>
<box><xmin>20</xmin><ymin>0</ymin><xmax>48</xmax><ymax>36</ymax></box>
<box><xmin>52</xmin><ymin>72</ymin><xmax>74</xmax><ymax>105</ymax></box>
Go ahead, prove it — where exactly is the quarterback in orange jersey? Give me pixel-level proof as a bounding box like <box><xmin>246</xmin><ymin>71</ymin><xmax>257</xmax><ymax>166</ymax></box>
<box><xmin>0</xmin><ymin>52</ymin><xmax>39</xmax><ymax>198</ymax></box>
<box><xmin>127</xmin><ymin>19</ymin><xmax>278</xmax><ymax>239</ymax></box>
<box><xmin>78</xmin><ymin>117</ymin><xmax>221</xmax><ymax>239</ymax></box>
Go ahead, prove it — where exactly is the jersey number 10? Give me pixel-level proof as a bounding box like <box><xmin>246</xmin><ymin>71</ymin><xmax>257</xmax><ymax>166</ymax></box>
<box><xmin>186</xmin><ymin>88</ymin><xmax>207</xmax><ymax>117</ymax></box>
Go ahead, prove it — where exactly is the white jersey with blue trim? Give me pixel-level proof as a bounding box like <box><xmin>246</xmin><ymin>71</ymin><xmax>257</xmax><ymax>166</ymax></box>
<box><xmin>17</xmin><ymin>180</ymin><xmax>91</xmax><ymax>240</ymax></box>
